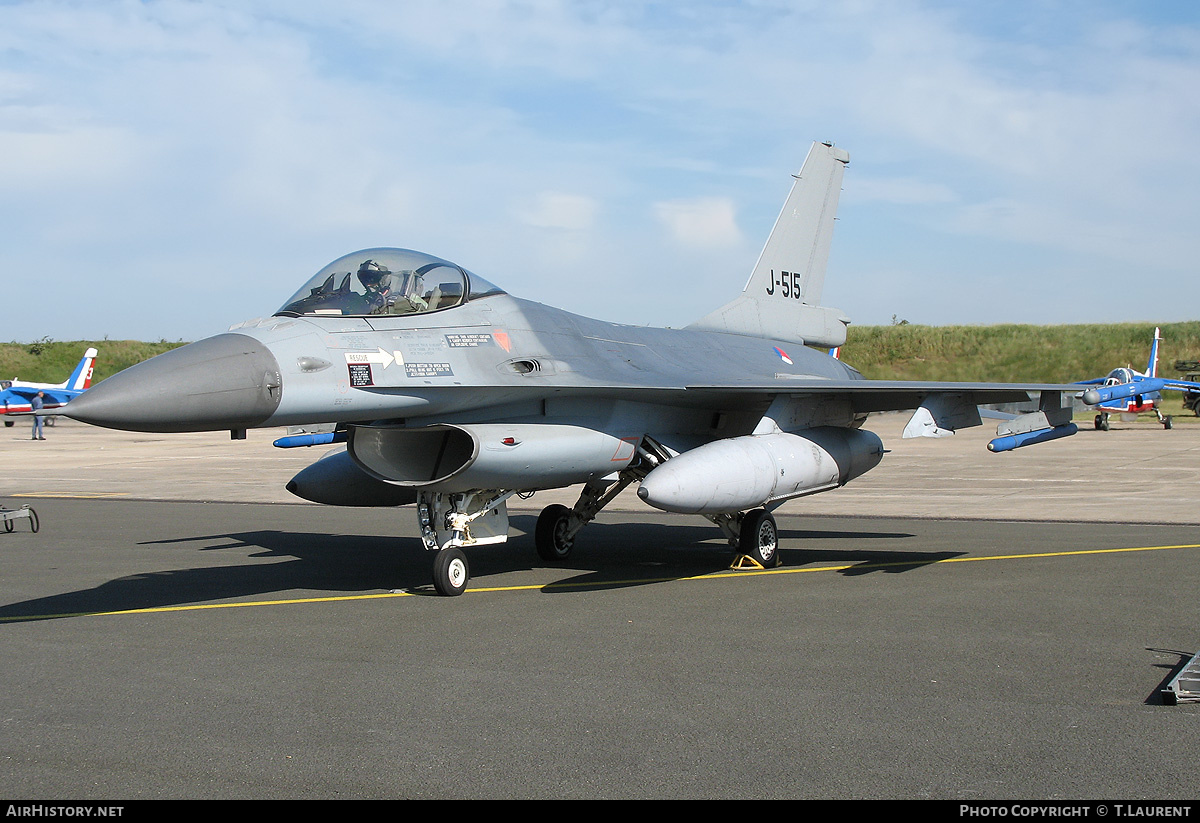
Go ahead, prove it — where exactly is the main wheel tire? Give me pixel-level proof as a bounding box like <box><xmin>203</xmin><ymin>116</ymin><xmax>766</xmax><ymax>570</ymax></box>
<box><xmin>1164</xmin><ymin>416</ymin><xmax>1173</xmax><ymax>430</ymax></box>
<box><xmin>432</xmin><ymin>547</ymin><xmax>469</xmax><ymax>596</ymax></box>
<box><xmin>535</xmin><ymin>504</ymin><xmax>574</xmax><ymax>562</ymax></box>
<box><xmin>739</xmin><ymin>508</ymin><xmax>778</xmax><ymax>567</ymax></box>
<box><xmin>1094</xmin><ymin>414</ymin><xmax>1103</xmax><ymax>430</ymax></box>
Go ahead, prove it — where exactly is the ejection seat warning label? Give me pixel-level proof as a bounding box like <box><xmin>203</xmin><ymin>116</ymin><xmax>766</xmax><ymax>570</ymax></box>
<box><xmin>348</xmin><ymin>364</ymin><xmax>374</xmax><ymax>387</ymax></box>
<box><xmin>445</xmin><ymin>333</ymin><xmax>493</xmax><ymax>347</ymax></box>
<box><xmin>405</xmin><ymin>363</ymin><xmax>454</xmax><ymax>378</ymax></box>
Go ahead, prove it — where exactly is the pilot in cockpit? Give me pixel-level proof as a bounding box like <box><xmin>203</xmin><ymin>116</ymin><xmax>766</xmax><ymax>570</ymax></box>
<box><xmin>356</xmin><ymin>259</ymin><xmax>394</xmax><ymax>315</ymax></box>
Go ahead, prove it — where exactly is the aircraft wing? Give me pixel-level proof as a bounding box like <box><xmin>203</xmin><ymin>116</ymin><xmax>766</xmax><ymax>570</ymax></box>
<box><xmin>681</xmin><ymin>379</ymin><xmax>1078</xmax><ymax>414</ymax></box>
<box><xmin>357</xmin><ymin>378</ymin><xmax>1073</xmax><ymax>417</ymax></box>
<box><xmin>4</xmin><ymin>386</ymin><xmax>43</xmax><ymax>401</ymax></box>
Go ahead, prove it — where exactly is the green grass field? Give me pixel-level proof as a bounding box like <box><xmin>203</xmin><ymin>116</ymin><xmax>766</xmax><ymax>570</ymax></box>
<box><xmin>0</xmin><ymin>339</ymin><xmax>185</xmax><ymax>386</ymax></box>
<box><xmin>840</xmin><ymin>321</ymin><xmax>1200</xmax><ymax>421</ymax></box>
<box><xmin>5</xmin><ymin>321</ymin><xmax>1199</xmax><ymax>419</ymax></box>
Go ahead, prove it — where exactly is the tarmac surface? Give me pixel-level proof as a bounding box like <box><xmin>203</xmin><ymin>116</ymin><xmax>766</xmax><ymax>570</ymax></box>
<box><xmin>1</xmin><ymin>413</ymin><xmax>1199</xmax><ymax>799</ymax></box>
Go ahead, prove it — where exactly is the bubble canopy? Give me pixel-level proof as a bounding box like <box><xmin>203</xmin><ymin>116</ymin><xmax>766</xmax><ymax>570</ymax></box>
<box><xmin>275</xmin><ymin>248</ymin><xmax>504</xmax><ymax>318</ymax></box>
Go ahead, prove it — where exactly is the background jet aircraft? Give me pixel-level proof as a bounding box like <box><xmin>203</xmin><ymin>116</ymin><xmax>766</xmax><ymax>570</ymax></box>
<box><xmin>64</xmin><ymin>143</ymin><xmax>1080</xmax><ymax>596</ymax></box>
<box><xmin>1076</xmin><ymin>328</ymin><xmax>1200</xmax><ymax>430</ymax></box>
<box><xmin>1</xmin><ymin>348</ymin><xmax>97</xmax><ymax>427</ymax></box>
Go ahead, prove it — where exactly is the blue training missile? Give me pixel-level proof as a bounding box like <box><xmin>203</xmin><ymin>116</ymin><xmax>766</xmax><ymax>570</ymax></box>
<box><xmin>1080</xmin><ymin>378</ymin><xmax>1167</xmax><ymax>406</ymax></box>
<box><xmin>272</xmin><ymin>431</ymin><xmax>347</xmax><ymax>449</ymax></box>
<box><xmin>987</xmin><ymin>423</ymin><xmax>1078</xmax><ymax>453</ymax></box>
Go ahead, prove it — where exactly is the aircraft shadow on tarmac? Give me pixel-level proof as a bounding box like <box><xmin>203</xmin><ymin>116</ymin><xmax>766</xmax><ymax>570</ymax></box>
<box><xmin>0</xmin><ymin>519</ymin><xmax>957</xmax><ymax>622</ymax></box>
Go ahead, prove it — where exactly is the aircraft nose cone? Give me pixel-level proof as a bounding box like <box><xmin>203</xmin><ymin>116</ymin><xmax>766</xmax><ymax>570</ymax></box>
<box><xmin>65</xmin><ymin>333</ymin><xmax>283</xmax><ymax>432</ymax></box>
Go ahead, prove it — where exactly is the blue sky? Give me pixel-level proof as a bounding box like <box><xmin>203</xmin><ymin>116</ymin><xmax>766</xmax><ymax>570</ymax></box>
<box><xmin>2</xmin><ymin>0</ymin><xmax>1198</xmax><ymax>342</ymax></box>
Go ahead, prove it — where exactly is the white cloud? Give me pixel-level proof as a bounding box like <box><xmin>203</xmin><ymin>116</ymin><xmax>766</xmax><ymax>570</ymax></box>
<box><xmin>653</xmin><ymin>197</ymin><xmax>741</xmax><ymax>249</ymax></box>
<box><xmin>849</xmin><ymin>176</ymin><xmax>958</xmax><ymax>206</ymax></box>
<box><xmin>514</xmin><ymin>192</ymin><xmax>598</xmax><ymax>231</ymax></box>
<box><xmin>1</xmin><ymin>1</ymin><xmax>1199</xmax><ymax>339</ymax></box>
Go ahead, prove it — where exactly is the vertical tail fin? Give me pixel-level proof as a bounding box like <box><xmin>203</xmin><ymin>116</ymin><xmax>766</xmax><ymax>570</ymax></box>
<box><xmin>1147</xmin><ymin>328</ymin><xmax>1161</xmax><ymax>378</ymax></box>
<box><xmin>65</xmin><ymin>348</ymin><xmax>98</xmax><ymax>392</ymax></box>
<box><xmin>688</xmin><ymin>141</ymin><xmax>851</xmax><ymax>348</ymax></box>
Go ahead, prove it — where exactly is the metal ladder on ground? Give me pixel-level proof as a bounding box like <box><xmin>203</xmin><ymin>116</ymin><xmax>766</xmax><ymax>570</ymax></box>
<box><xmin>1162</xmin><ymin>651</ymin><xmax>1200</xmax><ymax>704</ymax></box>
<box><xmin>1</xmin><ymin>504</ymin><xmax>39</xmax><ymax>533</ymax></box>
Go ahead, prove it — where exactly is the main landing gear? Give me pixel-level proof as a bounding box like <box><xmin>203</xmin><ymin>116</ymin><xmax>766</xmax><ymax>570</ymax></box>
<box><xmin>533</xmin><ymin>437</ymin><xmax>781</xmax><ymax>571</ymax></box>
<box><xmin>708</xmin><ymin>508</ymin><xmax>780</xmax><ymax>569</ymax></box>
<box><xmin>1094</xmin><ymin>410</ymin><xmax>1173</xmax><ymax>431</ymax></box>
<box><xmin>416</xmin><ymin>437</ymin><xmax>784</xmax><ymax>596</ymax></box>
<box><xmin>532</xmin><ymin>455</ymin><xmax>658</xmax><ymax>563</ymax></box>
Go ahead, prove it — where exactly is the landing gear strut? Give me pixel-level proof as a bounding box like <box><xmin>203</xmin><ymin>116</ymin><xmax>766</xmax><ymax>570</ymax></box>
<box><xmin>533</xmin><ymin>437</ymin><xmax>673</xmax><ymax>563</ymax></box>
<box><xmin>710</xmin><ymin>508</ymin><xmax>780</xmax><ymax>568</ymax></box>
<box><xmin>417</xmin><ymin>490</ymin><xmax>514</xmax><ymax>596</ymax></box>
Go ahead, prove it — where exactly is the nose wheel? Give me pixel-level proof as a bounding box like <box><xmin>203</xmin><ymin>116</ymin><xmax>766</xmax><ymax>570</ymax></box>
<box><xmin>432</xmin><ymin>547</ymin><xmax>469</xmax><ymax>596</ymax></box>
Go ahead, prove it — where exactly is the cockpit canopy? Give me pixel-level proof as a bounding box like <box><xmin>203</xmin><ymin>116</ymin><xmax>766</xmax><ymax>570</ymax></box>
<box><xmin>1103</xmin><ymin>368</ymin><xmax>1137</xmax><ymax>386</ymax></box>
<box><xmin>275</xmin><ymin>248</ymin><xmax>504</xmax><ymax>318</ymax></box>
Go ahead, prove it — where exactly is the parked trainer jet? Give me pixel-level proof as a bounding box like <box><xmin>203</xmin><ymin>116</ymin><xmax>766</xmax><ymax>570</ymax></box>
<box><xmin>64</xmin><ymin>143</ymin><xmax>1081</xmax><ymax>595</ymax></box>
<box><xmin>1077</xmin><ymin>328</ymin><xmax>1200</xmax><ymax>430</ymax></box>
<box><xmin>1</xmin><ymin>348</ymin><xmax>97</xmax><ymax>426</ymax></box>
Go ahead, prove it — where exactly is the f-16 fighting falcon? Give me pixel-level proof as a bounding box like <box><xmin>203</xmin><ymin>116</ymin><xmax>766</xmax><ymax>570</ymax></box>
<box><xmin>64</xmin><ymin>143</ymin><xmax>1080</xmax><ymax>595</ymax></box>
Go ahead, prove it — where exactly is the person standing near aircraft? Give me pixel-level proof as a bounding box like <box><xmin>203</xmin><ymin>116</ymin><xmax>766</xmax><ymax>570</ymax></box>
<box><xmin>30</xmin><ymin>392</ymin><xmax>45</xmax><ymax>440</ymax></box>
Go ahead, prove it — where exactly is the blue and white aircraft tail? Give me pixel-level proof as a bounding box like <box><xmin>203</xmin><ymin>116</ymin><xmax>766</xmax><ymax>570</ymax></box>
<box><xmin>1</xmin><ymin>347</ymin><xmax>98</xmax><ymax>426</ymax></box>
<box><xmin>1076</xmin><ymin>328</ymin><xmax>1200</xmax><ymax>431</ymax></box>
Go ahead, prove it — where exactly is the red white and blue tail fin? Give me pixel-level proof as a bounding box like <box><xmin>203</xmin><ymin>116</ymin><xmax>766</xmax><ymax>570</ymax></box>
<box><xmin>63</xmin><ymin>348</ymin><xmax>98</xmax><ymax>392</ymax></box>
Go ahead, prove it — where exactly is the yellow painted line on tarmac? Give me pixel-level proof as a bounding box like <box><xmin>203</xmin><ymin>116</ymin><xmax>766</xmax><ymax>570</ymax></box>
<box><xmin>0</xmin><ymin>591</ymin><xmax>417</xmax><ymax>622</ymax></box>
<box><xmin>4</xmin><ymin>541</ymin><xmax>1199</xmax><ymax>623</ymax></box>
<box><xmin>10</xmin><ymin>491</ymin><xmax>129</xmax><ymax>498</ymax></box>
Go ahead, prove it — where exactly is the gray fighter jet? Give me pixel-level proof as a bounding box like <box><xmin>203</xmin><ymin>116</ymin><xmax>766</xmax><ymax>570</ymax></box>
<box><xmin>64</xmin><ymin>142</ymin><xmax>1079</xmax><ymax>595</ymax></box>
